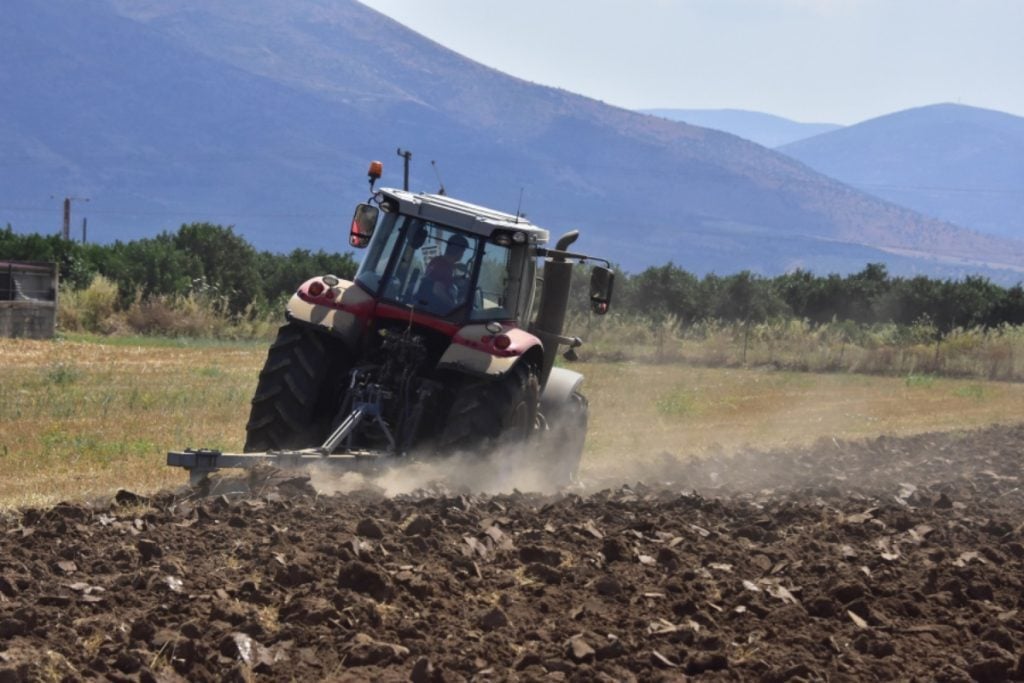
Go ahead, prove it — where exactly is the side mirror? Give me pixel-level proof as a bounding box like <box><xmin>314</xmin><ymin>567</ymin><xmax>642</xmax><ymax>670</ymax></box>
<box><xmin>590</xmin><ymin>266</ymin><xmax>614</xmax><ymax>315</ymax></box>
<box><xmin>349</xmin><ymin>203</ymin><xmax>379</xmax><ymax>248</ymax></box>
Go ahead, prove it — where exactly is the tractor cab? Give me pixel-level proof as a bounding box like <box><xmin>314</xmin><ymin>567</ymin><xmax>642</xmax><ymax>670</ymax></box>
<box><xmin>350</xmin><ymin>187</ymin><xmax>547</xmax><ymax>329</ymax></box>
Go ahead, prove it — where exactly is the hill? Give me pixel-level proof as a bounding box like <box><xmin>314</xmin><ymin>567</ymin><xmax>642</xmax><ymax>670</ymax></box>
<box><xmin>779</xmin><ymin>104</ymin><xmax>1024</xmax><ymax>241</ymax></box>
<box><xmin>640</xmin><ymin>108</ymin><xmax>842</xmax><ymax>147</ymax></box>
<box><xmin>3</xmin><ymin>0</ymin><xmax>1024</xmax><ymax>280</ymax></box>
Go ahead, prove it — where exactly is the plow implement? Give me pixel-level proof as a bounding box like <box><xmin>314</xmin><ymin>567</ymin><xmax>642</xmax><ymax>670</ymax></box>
<box><xmin>166</xmin><ymin>448</ymin><xmax>389</xmax><ymax>486</ymax></box>
<box><xmin>167</xmin><ymin>396</ymin><xmax>402</xmax><ymax>485</ymax></box>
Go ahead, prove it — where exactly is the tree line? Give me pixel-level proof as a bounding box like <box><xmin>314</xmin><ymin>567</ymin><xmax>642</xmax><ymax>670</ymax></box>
<box><xmin>1</xmin><ymin>223</ymin><xmax>357</xmax><ymax>316</ymax></box>
<box><xmin>581</xmin><ymin>262</ymin><xmax>1024</xmax><ymax>333</ymax></box>
<box><xmin>4</xmin><ymin>223</ymin><xmax>1024</xmax><ymax>331</ymax></box>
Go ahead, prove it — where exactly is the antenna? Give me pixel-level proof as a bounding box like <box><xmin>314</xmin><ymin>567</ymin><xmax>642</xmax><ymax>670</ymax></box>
<box><xmin>515</xmin><ymin>187</ymin><xmax>525</xmax><ymax>223</ymax></box>
<box><xmin>430</xmin><ymin>160</ymin><xmax>446</xmax><ymax>195</ymax></box>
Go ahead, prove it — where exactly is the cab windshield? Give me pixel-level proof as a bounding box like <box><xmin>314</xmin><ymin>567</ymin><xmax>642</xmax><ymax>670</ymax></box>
<box><xmin>355</xmin><ymin>214</ymin><xmax>516</xmax><ymax>321</ymax></box>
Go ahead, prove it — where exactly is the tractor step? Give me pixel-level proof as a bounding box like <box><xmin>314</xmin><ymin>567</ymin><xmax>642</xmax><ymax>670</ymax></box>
<box><xmin>167</xmin><ymin>447</ymin><xmax>389</xmax><ymax>486</ymax></box>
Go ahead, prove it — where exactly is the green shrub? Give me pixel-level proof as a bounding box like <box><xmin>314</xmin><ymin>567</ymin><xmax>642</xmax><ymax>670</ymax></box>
<box><xmin>58</xmin><ymin>275</ymin><xmax>121</xmax><ymax>333</ymax></box>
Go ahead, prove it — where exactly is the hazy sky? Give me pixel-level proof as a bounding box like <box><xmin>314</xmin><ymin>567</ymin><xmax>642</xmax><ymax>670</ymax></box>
<box><xmin>361</xmin><ymin>0</ymin><xmax>1024</xmax><ymax>125</ymax></box>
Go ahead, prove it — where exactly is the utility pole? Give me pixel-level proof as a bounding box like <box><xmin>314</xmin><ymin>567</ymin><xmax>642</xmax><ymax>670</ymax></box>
<box><xmin>58</xmin><ymin>196</ymin><xmax>90</xmax><ymax>240</ymax></box>
<box><xmin>82</xmin><ymin>217</ymin><xmax>88</xmax><ymax>244</ymax></box>
<box><xmin>396</xmin><ymin>148</ymin><xmax>412</xmax><ymax>191</ymax></box>
<box><xmin>62</xmin><ymin>199</ymin><xmax>70</xmax><ymax>240</ymax></box>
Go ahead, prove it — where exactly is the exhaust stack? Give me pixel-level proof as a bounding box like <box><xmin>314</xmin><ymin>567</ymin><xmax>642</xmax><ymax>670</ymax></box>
<box><xmin>532</xmin><ymin>230</ymin><xmax>579</xmax><ymax>385</ymax></box>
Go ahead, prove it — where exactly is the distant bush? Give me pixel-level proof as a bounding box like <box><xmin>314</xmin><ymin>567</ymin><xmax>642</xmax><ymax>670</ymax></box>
<box><xmin>59</xmin><ymin>275</ymin><xmax>120</xmax><ymax>334</ymax></box>
<box><xmin>60</xmin><ymin>286</ymin><xmax>278</xmax><ymax>340</ymax></box>
<box><xmin>123</xmin><ymin>293</ymin><xmax>224</xmax><ymax>338</ymax></box>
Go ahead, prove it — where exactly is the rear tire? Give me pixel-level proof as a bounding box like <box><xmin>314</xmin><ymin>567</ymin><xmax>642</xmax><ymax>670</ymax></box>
<box><xmin>244</xmin><ymin>323</ymin><xmax>351</xmax><ymax>452</ymax></box>
<box><xmin>438</xmin><ymin>363</ymin><xmax>540</xmax><ymax>452</ymax></box>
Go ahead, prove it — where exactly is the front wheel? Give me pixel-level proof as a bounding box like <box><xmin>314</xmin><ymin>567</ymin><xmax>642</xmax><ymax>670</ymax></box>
<box><xmin>539</xmin><ymin>391</ymin><xmax>589</xmax><ymax>486</ymax></box>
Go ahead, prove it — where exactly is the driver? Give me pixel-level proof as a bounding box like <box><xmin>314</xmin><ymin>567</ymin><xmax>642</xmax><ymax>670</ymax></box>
<box><xmin>422</xmin><ymin>234</ymin><xmax>469</xmax><ymax>308</ymax></box>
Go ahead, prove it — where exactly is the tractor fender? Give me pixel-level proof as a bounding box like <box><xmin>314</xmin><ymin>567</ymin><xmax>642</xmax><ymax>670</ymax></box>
<box><xmin>540</xmin><ymin>367</ymin><xmax>585</xmax><ymax>415</ymax></box>
<box><xmin>285</xmin><ymin>277</ymin><xmax>374</xmax><ymax>348</ymax></box>
<box><xmin>438</xmin><ymin>324</ymin><xmax>544</xmax><ymax>378</ymax></box>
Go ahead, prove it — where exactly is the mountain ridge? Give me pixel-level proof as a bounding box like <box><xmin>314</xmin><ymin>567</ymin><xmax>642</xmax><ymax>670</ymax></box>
<box><xmin>2</xmin><ymin>0</ymin><xmax>1023</xmax><ymax>281</ymax></box>
<box><xmin>779</xmin><ymin>103</ymin><xmax>1024</xmax><ymax>241</ymax></box>
<box><xmin>640</xmin><ymin>108</ymin><xmax>842</xmax><ymax>147</ymax></box>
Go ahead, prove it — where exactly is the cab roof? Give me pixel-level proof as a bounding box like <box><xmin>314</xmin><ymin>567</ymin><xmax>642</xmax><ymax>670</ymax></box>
<box><xmin>378</xmin><ymin>188</ymin><xmax>550</xmax><ymax>245</ymax></box>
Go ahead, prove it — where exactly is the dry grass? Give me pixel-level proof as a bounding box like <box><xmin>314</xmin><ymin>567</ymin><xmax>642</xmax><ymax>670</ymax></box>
<box><xmin>571</xmin><ymin>314</ymin><xmax>1024</xmax><ymax>381</ymax></box>
<box><xmin>581</xmin><ymin>362</ymin><xmax>1024</xmax><ymax>481</ymax></box>
<box><xmin>2</xmin><ymin>335</ymin><xmax>1023</xmax><ymax>508</ymax></box>
<box><xmin>0</xmin><ymin>336</ymin><xmax>260</xmax><ymax>508</ymax></box>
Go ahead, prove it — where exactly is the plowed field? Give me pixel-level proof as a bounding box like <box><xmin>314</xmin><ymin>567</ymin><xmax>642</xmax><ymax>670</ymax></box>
<box><xmin>2</xmin><ymin>424</ymin><xmax>1024</xmax><ymax>681</ymax></box>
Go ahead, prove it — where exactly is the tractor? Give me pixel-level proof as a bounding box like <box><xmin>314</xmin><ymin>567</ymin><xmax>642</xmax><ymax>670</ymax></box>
<box><xmin>168</xmin><ymin>159</ymin><xmax>614</xmax><ymax>485</ymax></box>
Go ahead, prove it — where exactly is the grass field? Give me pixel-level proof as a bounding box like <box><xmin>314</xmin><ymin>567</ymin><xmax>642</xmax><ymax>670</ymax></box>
<box><xmin>2</xmin><ymin>335</ymin><xmax>1023</xmax><ymax>508</ymax></box>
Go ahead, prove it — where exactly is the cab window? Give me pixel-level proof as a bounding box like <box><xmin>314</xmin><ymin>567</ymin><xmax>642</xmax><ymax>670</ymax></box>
<box><xmin>470</xmin><ymin>242</ymin><xmax>515</xmax><ymax>321</ymax></box>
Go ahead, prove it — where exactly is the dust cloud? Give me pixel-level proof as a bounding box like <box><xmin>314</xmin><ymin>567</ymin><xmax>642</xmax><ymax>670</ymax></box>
<box><xmin>295</xmin><ymin>390</ymin><xmax>926</xmax><ymax>499</ymax></box>
<box><xmin>306</xmin><ymin>414</ymin><xmax>593</xmax><ymax>497</ymax></box>
<box><xmin>285</xmin><ymin>426</ymin><xmax>951</xmax><ymax>502</ymax></box>
<box><xmin>306</xmin><ymin>443</ymin><xmax>569</xmax><ymax>498</ymax></box>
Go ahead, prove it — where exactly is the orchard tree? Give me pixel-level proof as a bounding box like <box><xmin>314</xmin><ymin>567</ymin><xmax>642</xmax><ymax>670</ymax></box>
<box><xmin>625</xmin><ymin>262</ymin><xmax>699</xmax><ymax>321</ymax></box>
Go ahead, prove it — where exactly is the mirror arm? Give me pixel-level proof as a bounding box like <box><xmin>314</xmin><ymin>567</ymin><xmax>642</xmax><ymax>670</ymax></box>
<box><xmin>534</xmin><ymin>249</ymin><xmax>611</xmax><ymax>268</ymax></box>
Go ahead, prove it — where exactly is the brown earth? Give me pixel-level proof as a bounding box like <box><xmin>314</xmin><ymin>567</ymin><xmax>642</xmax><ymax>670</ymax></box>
<box><xmin>2</xmin><ymin>424</ymin><xmax>1024</xmax><ymax>682</ymax></box>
